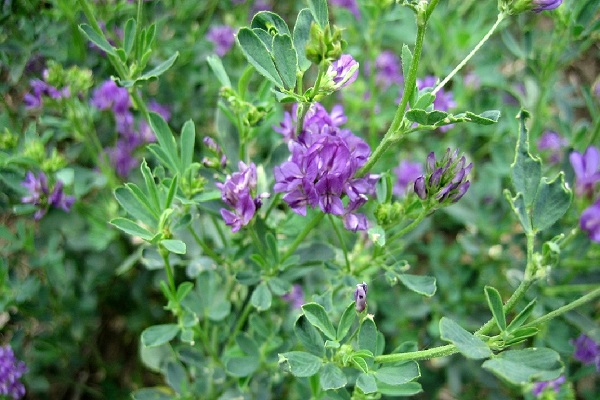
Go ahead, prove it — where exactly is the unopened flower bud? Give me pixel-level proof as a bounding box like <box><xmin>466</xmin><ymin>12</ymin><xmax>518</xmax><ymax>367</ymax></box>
<box><xmin>354</xmin><ymin>282</ymin><xmax>368</xmax><ymax>312</ymax></box>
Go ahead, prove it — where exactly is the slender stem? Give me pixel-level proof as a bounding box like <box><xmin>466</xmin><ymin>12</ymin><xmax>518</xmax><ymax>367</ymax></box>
<box><xmin>522</xmin><ymin>287</ymin><xmax>600</xmax><ymax>330</ymax></box>
<box><xmin>187</xmin><ymin>225</ymin><xmax>225</xmax><ymax>265</ymax></box>
<box><xmin>281</xmin><ymin>213</ymin><xmax>325</xmax><ymax>263</ymax></box>
<box><xmin>329</xmin><ymin>215</ymin><xmax>350</xmax><ymax>272</ymax></box>
<box><xmin>432</xmin><ymin>13</ymin><xmax>505</xmax><ymax>96</ymax></box>
<box><xmin>160</xmin><ymin>248</ymin><xmax>176</xmax><ymax>295</ymax></box>
<box><xmin>387</xmin><ymin>207</ymin><xmax>430</xmax><ymax>244</ymax></box>
<box><xmin>375</xmin><ymin>344</ymin><xmax>457</xmax><ymax>363</ymax></box>
<box><xmin>228</xmin><ymin>299</ymin><xmax>253</xmax><ymax>347</ymax></box>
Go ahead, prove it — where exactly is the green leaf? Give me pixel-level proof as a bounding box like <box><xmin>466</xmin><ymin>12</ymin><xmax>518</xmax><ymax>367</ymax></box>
<box><xmin>131</xmin><ymin>388</ymin><xmax>173</xmax><ymax>400</ymax></box>
<box><xmin>206</xmin><ymin>55</ymin><xmax>232</xmax><ymax>87</ymax></box>
<box><xmin>237</xmin><ymin>28</ymin><xmax>284</xmax><ymax>88</ymax></box>
<box><xmin>356</xmin><ymin>373</ymin><xmax>377</xmax><ymax>394</ymax></box>
<box><xmin>148</xmin><ymin>112</ymin><xmax>179</xmax><ymax>172</ymax></box>
<box><xmin>414</xmin><ymin>92</ymin><xmax>435</xmax><ymax>109</ymax></box>
<box><xmin>511</xmin><ymin>110</ymin><xmax>541</xmax><ymax>207</ymax></box>
<box><xmin>302</xmin><ymin>303</ymin><xmax>336</xmax><ymax>340</ymax></box>
<box><xmin>111</xmin><ymin>217</ymin><xmax>154</xmax><ymax>240</ymax></box>
<box><xmin>505</xmin><ymin>327</ymin><xmax>539</xmax><ymax>346</ymax></box>
<box><xmin>166</xmin><ymin>361</ymin><xmax>188</xmax><ymax>394</ymax></box>
<box><xmin>180</xmin><ymin>120</ymin><xmax>195</xmax><ymax>172</ymax></box>
<box><xmin>272</xmin><ymin>34</ymin><xmax>297</xmax><ymax>90</ymax></box>
<box><xmin>307</xmin><ymin>0</ymin><xmax>328</xmax><ymax>28</ymax></box>
<box><xmin>463</xmin><ymin>110</ymin><xmax>501</xmax><ymax>125</ymax></box>
<box><xmin>482</xmin><ymin>348</ymin><xmax>563</xmax><ymax>384</ymax></box>
<box><xmin>484</xmin><ymin>286</ymin><xmax>506</xmax><ymax>331</ymax></box>
<box><xmin>368</xmin><ymin>226</ymin><xmax>385</xmax><ymax>247</ymax></box>
<box><xmin>398</xmin><ymin>274</ymin><xmax>436</xmax><ymax>297</ymax></box>
<box><xmin>439</xmin><ymin>317</ymin><xmax>492</xmax><ymax>359</ymax></box>
<box><xmin>377</xmin><ymin>382</ymin><xmax>423</xmax><ymax>396</ymax></box>
<box><xmin>293</xmin><ymin>9</ymin><xmax>314</xmax><ymax>71</ymax></box>
<box><xmin>251</xmin><ymin>11</ymin><xmax>291</xmax><ymax>36</ymax></box>
<box><xmin>374</xmin><ymin>362</ymin><xmax>420</xmax><ymax>385</ymax></box>
<box><xmin>251</xmin><ymin>282</ymin><xmax>272</xmax><ymax>311</ymax></box>
<box><xmin>123</xmin><ymin>18</ymin><xmax>136</xmax><ymax>57</ymax></box>
<box><xmin>226</xmin><ymin>356</ymin><xmax>259</xmax><ymax>377</ymax></box>
<box><xmin>337</xmin><ymin>301</ymin><xmax>357</xmax><ymax>341</ymax></box>
<box><xmin>140</xmin><ymin>159</ymin><xmax>161</xmax><ymax>211</ymax></box>
<box><xmin>405</xmin><ymin>109</ymin><xmax>449</xmax><ymax>126</ymax></box>
<box><xmin>141</xmin><ymin>324</ymin><xmax>179</xmax><ymax>347</ymax></box>
<box><xmin>531</xmin><ymin>173</ymin><xmax>572</xmax><ymax>232</ymax></box>
<box><xmin>164</xmin><ymin>175</ymin><xmax>178</xmax><ymax>210</ymax></box>
<box><xmin>351</xmin><ymin>355</ymin><xmax>369</xmax><ymax>373</ymax></box>
<box><xmin>78</xmin><ymin>24</ymin><xmax>117</xmax><ymax>56</ymax></box>
<box><xmin>507</xmin><ymin>299</ymin><xmax>537</xmax><ymax>332</ymax></box>
<box><xmin>358</xmin><ymin>318</ymin><xmax>377</xmax><ymax>355</ymax></box>
<box><xmin>176</xmin><ymin>282</ymin><xmax>194</xmax><ymax>302</ymax></box>
<box><xmin>320</xmin><ymin>363</ymin><xmax>347</xmax><ymax>390</ymax></box>
<box><xmin>236</xmin><ymin>333</ymin><xmax>259</xmax><ymax>357</ymax></box>
<box><xmin>504</xmin><ymin>191</ymin><xmax>532</xmax><ymax>233</ymax></box>
<box><xmin>294</xmin><ymin>315</ymin><xmax>325</xmax><ymax>357</ymax></box>
<box><xmin>162</xmin><ymin>239</ymin><xmax>186</xmax><ymax>255</ymax></box>
<box><xmin>268</xmin><ymin>277</ymin><xmax>290</xmax><ymax>296</ymax></box>
<box><xmin>138</xmin><ymin>52</ymin><xmax>179</xmax><ymax>81</ymax></box>
<box><xmin>279</xmin><ymin>351</ymin><xmax>323</xmax><ymax>377</ymax></box>
<box><xmin>114</xmin><ymin>186</ymin><xmax>158</xmax><ymax>227</ymax></box>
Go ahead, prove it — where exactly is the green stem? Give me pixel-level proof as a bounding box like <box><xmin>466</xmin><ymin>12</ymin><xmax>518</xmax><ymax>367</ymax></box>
<box><xmin>329</xmin><ymin>215</ymin><xmax>350</xmax><ymax>272</ymax></box>
<box><xmin>387</xmin><ymin>207</ymin><xmax>430</xmax><ymax>244</ymax></box>
<box><xmin>227</xmin><ymin>299</ymin><xmax>253</xmax><ymax>347</ymax></box>
<box><xmin>432</xmin><ymin>12</ymin><xmax>505</xmax><ymax>96</ymax></box>
<box><xmin>522</xmin><ymin>287</ymin><xmax>600</xmax><ymax>330</ymax></box>
<box><xmin>187</xmin><ymin>225</ymin><xmax>225</xmax><ymax>265</ymax></box>
<box><xmin>375</xmin><ymin>344</ymin><xmax>457</xmax><ymax>363</ymax></box>
<box><xmin>281</xmin><ymin>213</ymin><xmax>325</xmax><ymax>263</ymax></box>
<box><xmin>160</xmin><ymin>248</ymin><xmax>176</xmax><ymax>296</ymax></box>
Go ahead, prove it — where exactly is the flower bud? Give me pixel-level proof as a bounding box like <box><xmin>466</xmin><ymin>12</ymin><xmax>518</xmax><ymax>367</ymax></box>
<box><xmin>354</xmin><ymin>282</ymin><xmax>368</xmax><ymax>312</ymax></box>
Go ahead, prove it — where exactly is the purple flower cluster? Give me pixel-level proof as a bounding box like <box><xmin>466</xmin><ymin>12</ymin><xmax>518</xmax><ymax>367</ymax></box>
<box><xmin>23</xmin><ymin>71</ymin><xmax>70</xmax><ymax>110</ymax></box>
<box><xmin>202</xmin><ymin>137</ymin><xmax>227</xmax><ymax>169</ymax></box>
<box><xmin>91</xmin><ymin>80</ymin><xmax>170</xmax><ymax>177</ymax></box>
<box><xmin>569</xmin><ymin>146</ymin><xmax>600</xmax><ymax>198</ymax></box>
<box><xmin>218</xmin><ymin>161</ymin><xmax>266</xmax><ymax>232</ymax></box>
<box><xmin>531</xmin><ymin>375</ymin><xmax>565</xmax><ymax>397</ymax></box>
<box><xmin>207</xmin><ymin>25</ymin><xmax>236</xmax><ymax>57</ymax></box>
<box><xmin>532</xmin><ymin>0</ymin><xmax>563</xmax><ymax>12</ymax></box>
<box><xmin>282</xmin><ymin>284</ymin><xmax>305</xmax><ymax>309</ymax></box>
<box><xmin>330</xmin><ymin>0</ymin><xmax>361</xmax><ymax>19</ymax></box>
<box><xmin>572</xmin><ymin>334</ymin><xmax>600</xmax><ymax>370</ymax></box>
<box><xmin>580</xmin><ymin>199</ymin><xmax>600</xmax><ymax>243</ymax></box>
<box><xmin>0</xmin><ymin>345</ymin><xmax>27</xmax><ymax>399</ymax></box>
<box><xmin>21</xmin><ymin>171</ymin><xmax>75</xmax><ymax>220</ymax></box>
<box><xmin>538</xmin><ymin>131</ymin><xmax>568</xmax><ymax>164</ymax></box>
<box><xmin>413</xmin><ymin>148</ymin><xmax>472</xmax><ymax>204</ymax></box>
<box><xmin>273</xmin><ymin>103</ymin><xmax>375</xmax><ymax>232</ymax></box>
<box><xmin>375</xmin><ymin>50</ymin><xmax>403</xmax><ymax>90</ymax></box>
<box><xmin>393</xmin><ymin>160</ymin><xmax>424</xmax><ymax>197</ymax></box>
<box><xmin>327</xmin><ymin>54</ymin><xmax>359</xmax><ymax>90</ymax></box>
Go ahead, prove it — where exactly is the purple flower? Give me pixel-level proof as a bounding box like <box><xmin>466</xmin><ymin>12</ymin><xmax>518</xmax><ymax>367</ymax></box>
<box><xmin>413</xmin><ymin>148</ymin><xmax>472</xmax><ymax>204</ymax></box>
<box><xmin>23</xmin><ymin>78</ymin><xmax>69</xmax><ymax>110</ymax></box>
<box><xmin>532</xmin><ymin>375</ymin><xmax>565</xmax><ymax>397</ymax></box>
<box><xmin>393</xmin><ymin>160</ymin><xmax>424</xmax><ymax>197</ymax></box>
<box><xmin>91</xmin><ymin>80</ymin><xmax>131</xmax><ymax>114</ymax></box>
<box><xmin>580</xmin><ymin>200</ymin><xmax>600</xmax><ymax>243</ymax></box>
<box><xmin>538</xmin><ymin>131</ymin><xmax>567</xmax><ymax>164</ymax></box>
<box><xmin>202</xmin><ymin>137</ymin><xmax>227</xmax><ymax>169</ymax></box>
<box><xmin>330</xmin><ymin>0</ymin><xmax>360</xmax><ymax>19</ymax></box>
<box><xmin>328</xmin><ymin>54</ymin><xmax>359</xmax><ymax>89</ymax></box>
<box><xmin>463</xmin><ymin>72</ymin><xmax>481</xmax><ymax>89</ymax></box>
<box><xmin>375</xmin><ymin>50</ymin><xmax>402</xmax><ymax>89</ymax></box>
<box><xmin>0</xmin><ymin>345</ymin><xmax>27</xmax><ymax>399</ymax></box>
<box><xmin>282</xmin><ymin>284</ymin><xmax>305</xmax><ymax>309</ymax></box>
<box><xmin>569</xmin><ymin>146</ymin><xmax>600</xmax><ymax>197</ymax></box>
<box><xmin>532</xmin><ymin>0</ymin><xmax>563</xmax><ymax>13</ymax></box>
<box><xmin>21</xmin><ymin>172</ymin><xmax>75</xmax><ymax>220</ymax></box>
<box><xmin>354</xmin><ymin>282</ymin><xmax>367</xmax><ymax>312</ymax></box>
<box><xmin>572</xmin><ymin>334</ymin><xmax>600</xmax><ymax>369</ymax></box>
<box><xmin>273</xmin><ymin>103</ymin><xmax>375</xmax><ymax>230</ymax></box>
<box><xmin>207</xmin><ymin>25</ymin><xmax>236</xmax><ymax>57</ymax></box>
<box><xmin>218</xmin><ymin>161</ymin><xmax>264</xmax><ymax>232</ymax></box>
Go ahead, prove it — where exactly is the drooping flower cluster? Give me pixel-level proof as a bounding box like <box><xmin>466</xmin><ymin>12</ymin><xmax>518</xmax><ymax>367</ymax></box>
<box><xmin>0</xmin><ymin>345</ymin><xmax>27</xmax><ymax>399</ymax></box>
<box><xmin>413</xmin><ymin>148</ymin><xmax>472</xmax><ymax>204</ymax></box>
<box><xmin>569</xmin><ymin>146</ymin><xmax>600</xmax><ymax>198</ymax></box>
<box><xmin>537</xmin><ymin>131</ymin><xmax>568</xmax><ymax>164</ymax></box>
<box><xmin>393</xmin><ymin>160</ymin><xmax>423</xmax><ymax>197</ymax></box>
<box><xmin>531</xmin><ymin>375</ymin><xmax>565</xmax><ymax>397</ymax></box>
<box><xmin>206</xmin><ymin>25</ymin><xmax>236</xmax><ymax>57</ymax></box>
<box><xmin>375</xmin><ymin>50</ymin><xmax>403</xmax><ymax>90</ymax></box>
<box><xmin>21</xmin><ymin>171</ymin><xmax>75</xmax><ymax>220</ymax></box>
<box><xmin>273</xmin><ymin>103</ymin><xmax>376</xmax><ymax>231</ymax></box>
<box><xmin>572</xmin><ymin>334</ymin><xmax>600</xmax><ymax>370</ymax></box>
<box><xmin>91</xmin><ymin>80</ymin><xmax>170</xmax><ymax>177</ymax></box>
<box><xmin>218</xmin><ymin>161</ymin><xmax>266</xmax><ymax>233</ymax></box>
